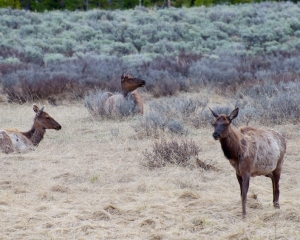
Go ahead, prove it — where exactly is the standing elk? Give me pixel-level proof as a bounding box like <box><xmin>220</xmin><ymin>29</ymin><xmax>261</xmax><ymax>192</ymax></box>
<box><xmin>104</xmin><ymin>71</ymin><xmax>146</xmax><ymax>116</ymax></box>
<box><xmin>0</xmin><ymin>104</ymin><xmax>61</xmax><ymax>153</ymax></box>
<box><xmin>210</xmin><ymin>107</ymin><xmax>286</xmax><ymax>218</ymax></box>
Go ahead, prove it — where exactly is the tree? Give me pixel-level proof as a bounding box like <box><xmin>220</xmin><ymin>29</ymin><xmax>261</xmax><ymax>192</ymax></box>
<box><xmin>194</xmin><ymin>0</ymin><xmax>212</xmax><ymax>6</ymax></box>
<box><xmin>0</xmin><ymin>0</ymin><xmax>21</xmax><ymax>8</ymax></box>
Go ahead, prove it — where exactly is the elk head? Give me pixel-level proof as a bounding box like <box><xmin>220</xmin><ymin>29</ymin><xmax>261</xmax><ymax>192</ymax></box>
<box><xmin>120</xmin><ymin>71</ymin><xmax>146</xmax><ymax>95</ymax></box>
<box><xmin>33</xmin><ymin>104</ymin><xmax>62</xmax><ymax>130</ymax></box>
<box><xmin>210</xmin><ymin>107</ymin><xmax>239</xmax><ymax>140</ymax></box>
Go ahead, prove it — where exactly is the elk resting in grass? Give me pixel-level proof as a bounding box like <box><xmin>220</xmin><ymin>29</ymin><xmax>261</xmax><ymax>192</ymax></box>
<box><xmin>104</xmin><ymin>71</ymin><xmax>146</xmax><ymax>116</ymax></box>
<box><xmin>0</xmin><ymin>104</ymin><xmax>61</xmax><ymax>153</ymax></box>
<box><xmin>210</xmin><ymin>107</ymin><xmax>286</xmax><ymax>218</ymax></box>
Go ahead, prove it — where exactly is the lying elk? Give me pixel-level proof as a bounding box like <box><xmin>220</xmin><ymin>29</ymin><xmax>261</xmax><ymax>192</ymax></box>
<box><xmin>210</xmin><ymin>107</ymin><xmax>286</xmax><ymax>218</ymax></box>
<box><xmin>0</xmin><ymin>104</ymin><xmax>61</xmax><ymax>153</ymax></box>
<box><xmin>105</xmin><ymin>71</ymin><xmax>146</xmax><ymax>115</ymax></box>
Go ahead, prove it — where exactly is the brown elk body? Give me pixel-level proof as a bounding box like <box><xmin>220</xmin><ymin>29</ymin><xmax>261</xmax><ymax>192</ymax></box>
<box><xmin>210</xmin><ymin>107</ymin><xmax>286</xmax><ymax>218</ymax></box>
<box><xmin>104</xmin><ymin>71</ymin><xmax>146</xmax><ymax>115</ymax></box>
<box><xmin>0</xmin><ymin>104</ymin><xmax>61</xmax><ymax>153</ymax></box>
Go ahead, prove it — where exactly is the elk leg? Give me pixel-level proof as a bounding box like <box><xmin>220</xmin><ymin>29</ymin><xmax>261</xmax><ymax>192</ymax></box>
<box><xmin>236</xmin><ymin>173</ymin><xmax>243</xmax><ymax>197</ymax></box>
<box><xmin>272</xmin><ymin>170</ymin><xmax>281</xmax><ymax>209</ymax></box>
<box><xmin>241</xmin><ymin>173</ymin><xmax>250</xmax><ymax>219</ymax></box>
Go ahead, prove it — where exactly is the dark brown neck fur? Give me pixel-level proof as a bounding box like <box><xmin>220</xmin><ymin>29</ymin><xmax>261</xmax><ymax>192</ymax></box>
<box><xmin>21</xmin><ymin>123</ymin><xmax>46</xmax><ymax>146</ymax></box>
<box><xmin>219</xmin><ymin>127</ymin><xmax>240</xmax><ymax>161</ymax></box>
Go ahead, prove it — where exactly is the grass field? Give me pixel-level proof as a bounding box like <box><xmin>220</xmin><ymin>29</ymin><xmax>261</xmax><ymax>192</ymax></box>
<box><xmin>1</xmin><ymin>92</ymin><xmax>300</xmax><ymax>240</ymax></box>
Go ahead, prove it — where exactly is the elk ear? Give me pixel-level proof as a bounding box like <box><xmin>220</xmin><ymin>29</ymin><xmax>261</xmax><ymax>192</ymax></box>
<box><xmin>33</xmin><ymin>104</ymin><xmax>39</xmax><ymax>113</ymax></box>
<box><xmin>209</xmin><ymin>108</ymin><xmax>219</xmax><ymax>118</ymax></box>
<box><xmin>229</xmin><ymin>108</ymin><xmax>239</xmax><ymax>121</ymax></box>
<box><xmin>121</xmin><ymin>70</ymin><xmax>126</xmax><ymax>81</ymax></box>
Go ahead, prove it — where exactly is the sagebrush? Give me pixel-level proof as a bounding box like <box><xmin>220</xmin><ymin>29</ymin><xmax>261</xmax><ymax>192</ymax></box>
<box><xmin>142</xmin><ymin>138</ymin><xmax>201</xmax><ymax>168</ymax></box>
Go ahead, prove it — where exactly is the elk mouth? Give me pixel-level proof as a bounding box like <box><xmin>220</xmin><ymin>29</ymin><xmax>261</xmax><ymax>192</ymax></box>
<box><xmin>139</xmin><ymin>80</ymin><xmax>146</xmax><ymax>87</ymax></box>
<box><xmin>212</xmin><ymin>132</ymin><xmax>220</xmax><ymax>140</ymax></box>
<box><xmin>55</xmin><ymin>125</ymin><xmax>62</xmax><ymax>130</ymax></box>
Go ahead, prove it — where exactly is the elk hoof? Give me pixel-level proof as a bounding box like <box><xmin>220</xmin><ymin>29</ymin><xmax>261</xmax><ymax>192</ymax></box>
<box><xmin>273</xmin><ymin>202</ymin><xmax>280</xmax><ymax>209</ymax></box>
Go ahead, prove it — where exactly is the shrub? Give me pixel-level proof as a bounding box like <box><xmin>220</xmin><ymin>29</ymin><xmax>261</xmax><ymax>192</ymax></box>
<box><xmin>133</xmin><ymin>95</ymin><xmax>208</xmax><ymax>136</ymax></box>
<box><xmin>2</xmin><ymin>68</ymin><xmax>79</xmax><ymax>103</ymax></box>
<box><xmin>113</xmin><ymin>94</ymin><xmax>139</xmax><ymax>118</ymax></box>
<box><xmin>2</xmin><ymin>4</ymin><xmax>300</xmax><ymax>102</ymax></box>
<box><xmin>234</xmin><ymin>81</ymin><xmax>300</xmax><ymax>125</ymax></box>
<box><xmin>1</xmin><ymin>57</ymin><xmax>21</xmax><ymax>64</ymax></box>
<box><xmin>44</xmin><ymin>53</ymin><xmax>66</xmax><ymax>65</ymax></box>
<box><xmin>167</xmin><ymin>119</ymin><xmax>187</xmax><ymax>135</ymax></box>
<box><xmin>110</xmin><ymin>42</ymin><xmax>138</xmax><ymax>56</ymax></box>
<box><xmin>133</xmin><ymin>111</ymin><xmax>169</xmax><ymax>136</ymax></box>
<box><xmin>151</xmin><ymin>78</ymin><xmax>180</xmax><ymax>97</ymax></box>
<box><xmin>84</xmin><ymin>90</ymin><xmax>111</xmax><ymax>118</ymax></box>
<box><xmin>142</xmin><ymin>138</ymin><xmax>201</xmax><ymax>168</ymax></box>
<box><xmin>23</xmin><ymin>46</ymin><xmax>44</xmax><ymax>64</ymax></box>
<box><xmin>76</xmin><ymin>26</ymin><xmax>95</xmax><ymax>41</ymax></box>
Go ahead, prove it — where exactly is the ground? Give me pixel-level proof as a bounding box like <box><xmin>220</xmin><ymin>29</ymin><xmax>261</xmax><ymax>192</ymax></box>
<box><xmin>0</xmin><ymin>97</ymin><xmax>300</xmax><ymax>240</ymax></box>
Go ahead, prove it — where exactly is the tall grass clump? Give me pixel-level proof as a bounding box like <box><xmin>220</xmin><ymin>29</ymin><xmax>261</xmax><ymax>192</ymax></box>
<box><xmin>142</xmin><ymin>138</ymin><xmax>201</xmax><ymax>168</ymax></box>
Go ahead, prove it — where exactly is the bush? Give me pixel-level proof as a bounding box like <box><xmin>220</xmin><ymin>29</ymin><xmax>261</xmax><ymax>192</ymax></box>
<box><xmin>235</xmin><ymin>81</ymin><xmax>300</xmax><ymax>125</ymax></box>
<box><xmin>2</xmin><ymin>4</ymin><xmax>300</xmax><ymax>102</ymax></box>
<box><xmin>23</xmin><ymin>46</ymin><xmax>44</xmax><ymax>64</ymax></box>
<box><xmin>142</xmin><ymin>138</ymin><xmax>201</xmax><ymax>168</ymax></box>
<box><xmin>1</xmin><ymin>68</ymin><xmax>82</xmax><ymax>103</ymax></box>
<box><xmin>112</xmin><ymin>94</ymin><xmax>139</xmax><ymax>118</ymax></box>
<box><xmin>133</xmin><ymin>95</ymin><xmax>209</xmax><ymax>137</ymax></box>
<box><xmin>134</xmin><ymin>111</ymin><xmax>168</xmax><ymax>136</ymax></box>
<box><xmin>84</xmin><ymin>90</ymin><xmax>112</xmax><ymax>118</ymax></box>
<box><xmin>44</xmin><ymin>53</ymin><xmax>66</xmax><ymax>64</ymax></box>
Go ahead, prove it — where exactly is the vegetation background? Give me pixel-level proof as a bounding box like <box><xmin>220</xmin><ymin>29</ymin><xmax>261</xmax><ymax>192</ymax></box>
<box><xmin>3</xmin><ymin>0</ymin><xmax>297</xmax><ymax>11</ymax></box>
<box><xmin>1</xmin><ymin>1</ymin><xmax>300</xmax><ymax>239</ymax></box>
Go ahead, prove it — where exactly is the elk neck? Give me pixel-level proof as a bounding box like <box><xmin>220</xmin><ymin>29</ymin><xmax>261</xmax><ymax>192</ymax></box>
<box><xmin>131</xmin><ymin>92</ymin><xmax>143</xmax><ymax>114</ymax></box>
<box><xmin>219</xmin><ymin>126</ymin><xmax>241</xmax><ymax>161</ymax></box>
<box><xmin>21</xmin><ymin>121</ymin><xmax>46</xmax><ymax>146</ymax></box>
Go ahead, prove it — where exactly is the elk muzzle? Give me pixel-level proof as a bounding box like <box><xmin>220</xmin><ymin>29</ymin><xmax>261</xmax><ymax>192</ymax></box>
<box><xmin>140</xmin><ymin>80</ymin><xmax>146</xmax><ymax>87</ymax></box>
<box><xmin>212</xmin><ymin>132</ymin><xmax>220</xmax><ymax>140</ymax></box>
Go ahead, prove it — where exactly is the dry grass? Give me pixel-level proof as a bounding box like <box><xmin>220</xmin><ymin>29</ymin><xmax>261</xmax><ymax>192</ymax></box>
<box><xmin>1</xmin><ymin>96</ymin><xmax>300</xmax><ymax>240</ymax></box>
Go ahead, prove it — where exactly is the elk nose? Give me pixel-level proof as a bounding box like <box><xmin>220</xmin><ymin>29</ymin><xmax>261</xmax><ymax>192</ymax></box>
<box><xmin>212</xmin><ymin>132</ymin><xmax>220</xmax><ymax>139</ymax></box>
<box><xmin>56</xmin><ymin>125</ymin><xmax>62</xmax><ymax>130</ymax></box>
